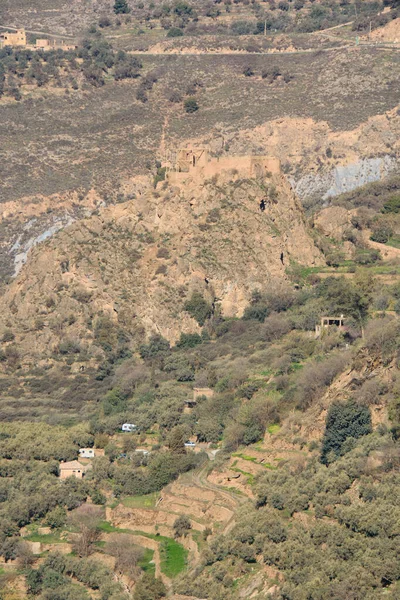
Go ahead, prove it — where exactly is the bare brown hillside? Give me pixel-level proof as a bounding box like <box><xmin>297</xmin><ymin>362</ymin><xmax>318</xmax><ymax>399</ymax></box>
<box><xmin>0</xmin><ymin>170</ymin><xmax>322</xmax><ymax>368</ymax></box>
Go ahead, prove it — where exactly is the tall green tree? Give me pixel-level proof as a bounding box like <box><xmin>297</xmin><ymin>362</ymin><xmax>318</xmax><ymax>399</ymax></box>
<box><xmin>114</xmin><ymin>0</ymin><xmax>130</xmax><ymax>14</ymax></box>
<box><xmin>321</xmin><ymin>400</ymin><xmax>372</xmax><ymax>464</ymax></box>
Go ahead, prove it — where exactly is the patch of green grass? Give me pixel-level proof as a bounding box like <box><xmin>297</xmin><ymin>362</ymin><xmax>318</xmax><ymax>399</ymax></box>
<box><xmin>232</xmin><ymin>453</ymin><xmax>257</xmax><ymax>462</ymax></box>
<box><xmin>259</xmin><ymin>369</ymin><xmax>272</xmax><ymax>377</ymax></box>
<box><xmin>138</xmin><ymin>548</ymin><xmax>155</xmax><ymax>575</ymax></box>
<box><xmin>231</xmin><ymin>467</ymin><xmax>255</xmax><ymax>484</ymax></box>
<box><xmin>158</xmin><ymin>536</ymin><xmax>188</xmax><ymax>578</ymax></box>
<box><xmin>222</xmin><ymin>486</ymin><xmax>245</xmax><ymax>496</ymax></box>
<box><xmin>262</xmin><ymin>463</ymin><xmax>278</xmax><ymax>470</ymax></box>
<box><xmin>267</xmin><ymin>424</ymin><xmax>281</xmax><ymax>435</ymax></box>
<box><xmin>386</xmin><ymin>235</ymin><xmax>400</xmax><ymax>249</ymax></box>
<box><xmin>98</xmin><ymin>521</ymin><xmax>133</xmax><ymax>534</ymax></box>
<box><xmin>104</xmin><ymin>526</ymin><xmax>187</xmax><ymax>578</ymax></box>
<box><xmin>122</xmin><ymin>492</ymin><xmax>159</xmax><ymax>509</ymax></box>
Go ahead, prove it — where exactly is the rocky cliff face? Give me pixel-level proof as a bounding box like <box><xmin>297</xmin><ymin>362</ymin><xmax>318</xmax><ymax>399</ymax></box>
<box><xmin>0</xmin><ymin>171</ymin><xmax>322</xmax><ymax>367</ymax></box>
<box><xmin>202</xmin><ymin>107</ymin><xmax>400</xmax><ymax>207</ymax></box>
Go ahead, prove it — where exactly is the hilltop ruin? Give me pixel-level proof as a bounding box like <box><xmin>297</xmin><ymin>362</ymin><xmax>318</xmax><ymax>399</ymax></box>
<box><xmin>163</xmin><ymin>146</ymin><xmax>281</xmax><ymax>185</ymax></box>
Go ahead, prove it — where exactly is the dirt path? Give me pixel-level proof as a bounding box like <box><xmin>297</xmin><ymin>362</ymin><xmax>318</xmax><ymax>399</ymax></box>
<box><xmin>0</xmin><ymin>24</ymin><xmax>75</xmax><ymax>39</ymax></box>
<box><xmin>190</xmin><ymin>462</ymin><xmax>248</xmax><ymax>534</ymax></box>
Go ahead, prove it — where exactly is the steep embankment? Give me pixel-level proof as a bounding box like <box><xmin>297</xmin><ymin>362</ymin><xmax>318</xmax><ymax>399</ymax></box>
<box><xmin>0</xmin><ymin>171</ymin><xmax>322</xmax><ymax>367</ymax></box>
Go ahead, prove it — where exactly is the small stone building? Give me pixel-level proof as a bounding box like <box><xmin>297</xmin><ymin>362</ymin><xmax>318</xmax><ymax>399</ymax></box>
<box><xmin>59</xmin><ymin>460</ymin><xmax>89</xmax><ymax>479</ymax></box>
<box><xmin>315</xmin><ymin>315</ymin><xmax>345</xmax><ymax>338</ymax></box>
<box><xmin>0</xmin><ymin>29</ymin><xmax>26</xmax><ymax>48</ymax></box>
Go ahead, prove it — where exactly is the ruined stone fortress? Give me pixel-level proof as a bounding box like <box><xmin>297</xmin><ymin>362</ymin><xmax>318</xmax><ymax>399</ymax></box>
<box><xmin>0</xmin><ymin>28</ymin><xmax>76</xmax><ymax>51</ymax></box>
<box><xmin>163</xmin><ymin>147</ymin><xmax>281</xmax><ymax>185</ymax></box>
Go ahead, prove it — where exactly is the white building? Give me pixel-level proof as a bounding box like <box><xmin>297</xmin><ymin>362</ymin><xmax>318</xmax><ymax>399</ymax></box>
<box><xmin>121</xmin><ymin>423</ymin><xmax>137</xmax><ymax>432</ymax></box>
<box><xmin>79</xmin><ymin>448</ymin><xmax>95</xmax><ymax>459</ymax></box>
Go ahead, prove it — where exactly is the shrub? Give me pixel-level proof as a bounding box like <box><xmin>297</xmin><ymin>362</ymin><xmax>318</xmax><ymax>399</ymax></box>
<box><xmin>174</xmin><ymin>515</ymin><xmax>192</xmax><ymax>537</ymax></box>
<box><xmin>295</xmin><ymin>352</ymin><xmax>349</xmax><ymax>410</ymax></box>
<box><xmin>243</xmin><ymin>65</ymin><xmax>254</xmax><ymax>77</ymax></box>
<box><xmin>321</xmin><ymin>400</ymin><xmax>372</xmax><ymax>464</ymax></box>
<box><xmin>243</xmin><ymin>303</ymin><xmax>269</xmax><ymax>322</ymax></box>
<box><xmin>139</xmin><ymin>335</ymin><xmax>170</xmax><ymax>359</ymax></box>
<box><xmin>114</xmin><ymin>0</ymin><xmax>130</xmax><ymax>14</ymax></box>
<box><xmin>184</xmin><ymin>97</ymin><xmax>199</xmax><ymax>113</ymax></box>
<box><xmin>58</xmin><ymin>339</ymin><xmax>81</xmax><ymax>355</ymax></box>
<box><xmin>176</xmin><ymin>333</ymin><xmax>202</xmax><ymax>348</ymax></box>
<box><xmin>382</xmin><ymin>195</ymin><xmax>400</xmax><ymax>214</ymax></box>
<box><xmin>102</xmin><ymin>388</ymin><xmax>128</xmax><ymax>415</ymax></box>
<box><xmin>99</xmin><ymin>17</ymin><xmax>112</xmax><ymax>28</ymax></box>
<box><xmin>184</xmin><ymin>293</ymin><xmax>212</xmax><ymax>326</ymax></box>
<box><xmin>2</xmin><ymin>330</ymin><xmax>15</xmax><ymax>343</ymax></box>
<box><xmin>354</xmin><ymin>248</ymin><xmax>381</xmax><ymax>265</ymax></box>
<box><xmin>169</xmin><ymin>90</ymin><xmax>182</xmax><ymax>103</ymax></box>
<box><xmin>153</xmin><ymin>166</ymin><xmax>166</xmax><ymax>188</ymax></box>
<box><xmin>136</xmin><ymin>86</ymin><xmax>148</xmax><ymax>103</ymax></box>
<box><xmin>134</xmin><ymin>574</ymin><xmax>166</xmax><ymax>600</ymax></box>
<box><xmin>370</xmin><ymin>222</ymin><xmax>393</xmax><ymax>244</ymax></box>
<box><xmin>167</xmin><ymin>27</ymin><xmax>184</xmax><ymax>37</ymax></box>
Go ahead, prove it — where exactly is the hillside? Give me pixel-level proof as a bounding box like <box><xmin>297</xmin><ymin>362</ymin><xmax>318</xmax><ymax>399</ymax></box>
<box><xmin>0</xmin><ymin>168</ymin><xmax>322</xmax><ymax>369</ymax></box>
<box><xmin>1</xmin><ymin>2</ymin><xmax>400</xmax><ymax>600</ymax></box>
<box><xmin>1</xmin><ymin>33</ymin><xmax>399</xmax><ymax>283</ymax></box>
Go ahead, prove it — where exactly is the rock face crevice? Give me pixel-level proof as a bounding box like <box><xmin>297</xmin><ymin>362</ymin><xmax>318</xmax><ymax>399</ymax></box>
<box><xmin>0</xmin><ymin>172</ymin><xmax>323</xmax><ymax>365</ymax></box>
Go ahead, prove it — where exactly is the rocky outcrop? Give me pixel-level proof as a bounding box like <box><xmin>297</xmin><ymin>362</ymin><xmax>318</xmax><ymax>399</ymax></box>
<box><xmin>0</xmin><ymin>171</ymin><xmax>322</xmax><ymax>366</ymax></box>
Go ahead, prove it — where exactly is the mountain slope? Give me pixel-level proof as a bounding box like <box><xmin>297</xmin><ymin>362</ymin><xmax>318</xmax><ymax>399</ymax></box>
<box><xmin>0</xmin><ymin>171</ymin><xmax>322</xmax><ymax>367</ymax></box>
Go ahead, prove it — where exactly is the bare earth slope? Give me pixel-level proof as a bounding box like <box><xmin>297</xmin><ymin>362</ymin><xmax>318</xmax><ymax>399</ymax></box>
<box><xmin>0</xmin><ymin>172</ymin><xmax>322</xmax><ymax>366</ymax></box>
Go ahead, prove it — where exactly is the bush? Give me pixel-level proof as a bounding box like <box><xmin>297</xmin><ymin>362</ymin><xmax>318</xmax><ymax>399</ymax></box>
<box><xmin>169</xmin><ymin>90</ymin><xmax>182</xmax><ymax>103</ymax></box>
<box><xmin>354</xmin><ymin>248</ymin><xmax>381</xmax><ymax>265</ymax></box>
<box><xmin>243</xmin><ymin>65</ymin><xmax>254</xmax><ymax>77</ymax></box>
<box><xmin>167</xmin><ymin>27</ymin><xmax>184</xmax><ymax>37</ymax></box>
<box><xmin>184</xmin><ymin>293</ymin><xmax>212</xmax><ymax>326</ymax></box>
<box><xmin>243</xmin><ymin>303</ymin><xmax>269</xmax><ymax>322</ymax></box>
<box><xmin>176</xmin><ymin>333</ymin><xmax>202</xmax><ymax>348</ymax></box>
<box><xmin>136</xmin><ymin>86</ymin><xmax>148</xmax><ymax>103</ymax></box>
<box><xmin>382</xmin><ymin>195</ymin><xmax>400</xmax><ymax>214</ymax></box>
<box><xmin>114</xmin><ymin>0</ymin><xmax>130</xmax><ymax>14</ymax></box>
<box><xmin>321</xmin><ymin>400</ymin><xmax>372</xmax><ymax>464</ymax></box>
<box><xmin>2</xmin><ymin>330</ymin><xmax>15</xmax><ymax>343</ymax></box>
<box><xmin>58</xmin><ymin>339</ymin><xmax>81</xmax><ymax>355</ymax></box>
<box><xmin>139</xmin><ymin>335</ymin><xmax>170</xmax><ymax>359</ymax></box>
<box><xmin>134</xmin><ymin>574</ymin><xmax>166</xmax><ymax>600</ymax></box>
<box><xmin>184</xmin><ymin>97</ymin><xmax>199</xmax><ymax>113</ymax></box>
<box><xmin>370</xmin><ymin>222</ymin><xmax>393</xmax><ymax>244</ymax></box>
<box><xmin>173</xmin><ymin>515</ymin><xmax>192</xmax><ymax>537</ymax></box>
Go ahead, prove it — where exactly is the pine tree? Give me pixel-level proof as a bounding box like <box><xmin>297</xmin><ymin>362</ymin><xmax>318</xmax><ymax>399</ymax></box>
<box><xmin>114</xmin><ymin>0</ymin><xmax>130</xmax><ymax>14</ymax></box>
